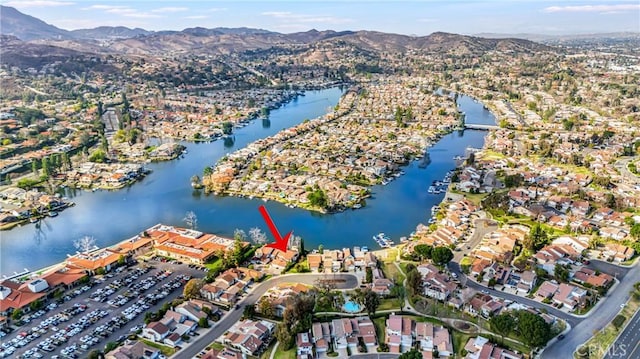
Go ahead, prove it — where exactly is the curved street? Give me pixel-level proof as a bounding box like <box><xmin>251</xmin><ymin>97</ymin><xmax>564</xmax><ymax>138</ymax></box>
<box><xmin>177</xmin><ymin>273</ymin><xmax>358</xmax><ymax>359</ymax></box>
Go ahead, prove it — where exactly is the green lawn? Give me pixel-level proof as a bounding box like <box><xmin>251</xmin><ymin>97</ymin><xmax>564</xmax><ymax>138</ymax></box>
<box><xmin>204</xmin><ymin>257</ymin><xmax>224</xmax><ymax>272</ymax></box>
<box><xmin>273</xmin><ymin>345</ymin><xmax>297</xmax><ymax>359</ymax></box>
<box><xmin>139</xmin><ymin>339</ymin><xmax>176</xmax><ymax>357</ymax></box>
<box><xmin>378</xmin><ymin>298</ymin><xmax>401</xmax><ymax>311</ymax></box>
<box><xmin>452</xmin><ymin>331</ymin><xmax>472</xmax><ymax>356</ymax></box>
<box><xmin>372</xmin><ymin>316</ymin><xmax>387</xmax><ymax>342</ymax></box>
<box><xmin>208</xmin><ymin>342</ymin><xmax>224</xmax><ymax>351</ymax></box>
<box><xmin>382</xmin><ymin>261</ymin><xmax>404</xmax><ymax>283</ymax></box>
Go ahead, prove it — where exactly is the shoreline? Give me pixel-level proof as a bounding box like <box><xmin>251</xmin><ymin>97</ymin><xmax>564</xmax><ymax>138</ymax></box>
<box><xmin>205</xmin><ymin>83</ymin><xmax>468</xmax><ymax>213</ymax></box>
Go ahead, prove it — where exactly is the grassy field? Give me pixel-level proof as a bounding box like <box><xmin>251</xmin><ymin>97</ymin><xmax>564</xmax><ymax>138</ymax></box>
<box><xmin>382</xmin><ymin>261</ymin><xmax>404</xmax><ymax>283</ymax></box>
<box><xmin>378</xmin><ymin>298</ymin><xmax>402</xmax><ymax>311</ymax></box>
<box><xmin>139</xmin><ymin>339</ymin><xmax>177</xmax><ymax>357</ymax></box>
<box><xmin>204</xmin><ymin>257</ymin><xmax>224</xmax><ymax>272</ymax></box>
<box><xmin>273</xmin><ymin>345</ymin><xmax>297</xmax><ymax>359</ymax></box>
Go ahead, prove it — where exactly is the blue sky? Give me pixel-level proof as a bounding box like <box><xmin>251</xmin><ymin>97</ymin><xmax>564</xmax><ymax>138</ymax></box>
<box><xmin>2</xmin><ymin>0</ymin><xmax>639</xmax><ymax>35</ymax></box>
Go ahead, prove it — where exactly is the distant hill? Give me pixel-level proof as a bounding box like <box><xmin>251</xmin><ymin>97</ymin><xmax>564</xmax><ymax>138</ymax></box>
<box><xmin>70</xmin><ymin>26</ymin><xmax>152</xmax><ymax>40</ymax></box>
<box><xmin>0</xmin><ymin>5</ymin><xmax>71</xmax><ymax>41</ymax></box>
<box><xmin>475</xmin><ymin>32</ymin><xmax>640</xmax><ymax>43</ymax></box>
<box><xmin>0</xmin><ymin>5</ymin><xmax>556</xmax><ymax>69</ymax></box>
<box><xmin>320</xmin><ymin>31</ymin><xmax>551</xmax><ymax>55</ymax></box>
<box><xmin>0</xmin><ymin>34</ymin><xmax>84</xmax><ymax>68</ymax></box>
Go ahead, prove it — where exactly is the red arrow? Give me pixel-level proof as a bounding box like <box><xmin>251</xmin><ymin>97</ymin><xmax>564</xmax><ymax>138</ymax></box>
<box><xmin>259</xmin><ymin>205</ymin><xmax>291</xmax><ymax>252</ymax></box>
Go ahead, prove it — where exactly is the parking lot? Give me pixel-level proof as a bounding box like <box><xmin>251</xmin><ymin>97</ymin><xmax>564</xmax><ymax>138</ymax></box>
<box><xmin>1</xmin><ymin>259</ymin><xmax>207</xmax><ymax>359</ymax></box>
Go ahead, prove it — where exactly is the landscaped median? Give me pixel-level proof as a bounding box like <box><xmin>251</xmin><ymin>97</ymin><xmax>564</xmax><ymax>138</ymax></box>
<box><xmin>574</xmin><ymin>283</ymin><xmax>640</xmax><ymax>358</ymax></box>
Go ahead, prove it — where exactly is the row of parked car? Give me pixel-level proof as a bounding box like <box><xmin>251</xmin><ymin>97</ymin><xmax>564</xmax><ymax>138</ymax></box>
<box><xmin>0</xmin><ymin>304</ymin><xmax>88</xmax><ymax>358</ymax></box>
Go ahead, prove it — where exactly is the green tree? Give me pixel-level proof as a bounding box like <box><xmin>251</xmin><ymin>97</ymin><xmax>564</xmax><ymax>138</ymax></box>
<box><xmin>118</xmin><ymin>255</ymin><xmax>126</xmax><ymax>266</ymax></box>
<box><xmin>88</xmin><ymin>350</ymin><xmax>101</xmax><ymax>359</ymax></box>
<box><xmin>41</xmin><ymin>156</ymin><xmax>51</xmax><ymax>178</ymax></box>
<box><xmin>363</xmin><ymin>289</ymin><xmax>380</xmax><ymax>317</ymax></box>
<box><xmin>203</xmin><ymin>166</ymin><xmax>213</xmax><ymax>177</ymax></box>
<box><xmin>275</xmin><ymin>322</ymin><xmax>294</xmax><ymax>350</ymax></box>
<box><xmin>525</xmin><ymin>223</ymin><xmax>549</xmax><ymax>251</ymax></box>
<box><xmin>307</xmin><ymin>187</ymin><xmax>328</xmax><ymax>208</ymax></box>
<box><xmin>183</xmin><ymin>278</ymin><xmax>204</xmax><ymax>299</ymax></box>
<box><xmin>489</xmin><ymin>312</ymin><xmax>514</xmax><ymax>344</ymax></box>
<box><xmin>222</xmin><ymin>121</ymin><xmax>233</xmax><ymax>135</ymax></box>
<box><xmin>398</xmin><ymin>349</ymin><xmax>422</xmax><ymax>359</ymax></box>
<box><xmin>414</xmin><ymin>244</ymin><xmax>433</xmax><ymax>261</ymax></box>
<box><xmin>198</xmin><ymin>317</ymin><xmax>210</xmax><ymax>328</ymax></box>
<box><xmin>406</xmin><ymin>265</ymin><xmax>422</xmax><ymax>295</ymax></box>
<box><xmin>11</xmin><ymin>308</ymin><xmax>23</xmax><ymax>321</ymax></box>
<box><xmin>431</xmin><ymin>246</ymin><xmax>454</xmax><ymax>266</ymax></box>
<box><xmin>516</xmin><ymin>310</ymin><xmax>552</xmax><ymax>348</ymax></box>
<box><xmin>631</xmin><ymin>223</ymin><xmax>640</xmax><ymax>240</ymax></box>
<box><xmin>257</xmin><ymin>298</ymin><xmax>275</xmax><ymax>318</ymax></box>
<box><xmin>554</xmin><ymin>264</ymin><xmax>570</xmax><ymax>283</ymax></box>
<box><xmin>365</xmin><ymin>267</ymin><xmax>373</xmax><ymax>283</ymax></box>
<box><xmin>104</xmin><ymin>341</ymin><xmax>118</xmax><ymax>353</ymax></box>
<box><xmin>88</xmin><ymin>149</ymin><xmax>107</xmax><ymax>163</ymax></box>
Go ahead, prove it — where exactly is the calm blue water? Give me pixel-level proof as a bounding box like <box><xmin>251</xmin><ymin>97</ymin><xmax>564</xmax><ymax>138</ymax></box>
<box><xmin>343</xmin><ymin>300</ymin><xmax>362</xmax><ymax>313</ymax></box>
<box><xmin>0</xmin><ymin>88</ymin><xmax>494</xmax><ymax>276</ymax></box>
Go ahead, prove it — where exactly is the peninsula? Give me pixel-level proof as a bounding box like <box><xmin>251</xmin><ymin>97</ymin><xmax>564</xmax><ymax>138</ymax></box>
<box><xmin>204</xmin><ymin>77</ymin><xmax>460</xmax><ymax>212</ymax></box>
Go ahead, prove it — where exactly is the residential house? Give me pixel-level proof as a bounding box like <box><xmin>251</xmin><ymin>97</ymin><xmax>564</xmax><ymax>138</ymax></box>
<box><xmin>201</xmin><ymin>347</ymin><xmax>243</xmax><ymax>359</ymax></box>
<box><xmin>464</xmin><ymin>336</ymin><xmax>522</xmax><ymax>359</ymax></box>
<box><xmin>535</xmin><ymin>281</ymin><xmax>559</xmax><ymax>301</ymax></box>
<box><xmin>142</xmin><ymin>322</ymin><xmax>170</xmax><ymax>342</ymax></box>
<box><xmin>311</xmin><ymin>322</ymin><xmax>331</xmax><ymax>354</ymax></box>
<box><xmin>517</xmin><ymin>271</ymin><xmax>537</xmax><ymax>294</ymax></box>
<box><xmin>573</xmin><ymin>268</ymin><xmax>613</xmax><ymax>289</ymax></box>
<box><xmin>386</xmin><ymin>315</ymin><xmax>413</xmax><ymax>353</ymax></box>
<box><xmin>296</xmin><ymin>332</ymin><xmax>313</xmax><ymax>358</ymax></box>
<box><xmin>552</xmin><ymin>283</ymin><xmax>587</xmax><ymax>310</ymax></box>
<box><xmin>105</xmin><ymin>341</ymin><xmax>161</xmax><ymax>359</ymax></box>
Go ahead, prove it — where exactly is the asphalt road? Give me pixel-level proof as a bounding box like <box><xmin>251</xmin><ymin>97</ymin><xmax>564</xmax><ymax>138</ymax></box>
<box><xmin>446</xmin><ymin>215</ymin><xmax>640</xmax><ymax>359</ymax></box>
<box><xmin>176</xmin><ymin>273</ymin><xmax>359</xmax><ymax>359</ymax></box>
<box><xmin>542</xmin><ymin>261</ymin><xmax>640</xmax><ymax>359</ymax></box>
<box><xmin>603</xmin><ymin>308</ymin><xmax>640</xmax><ymax>359</ymax></box>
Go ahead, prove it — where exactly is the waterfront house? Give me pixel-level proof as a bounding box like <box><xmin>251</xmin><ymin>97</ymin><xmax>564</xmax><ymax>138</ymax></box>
<box><xmin>66</xmin><ymin>249</ymin><xmax>122</xmax><ymax>275</ymax></box>
<box><xmin>149</xmin><ymin>224</ymin><xmax>247</xmax><ymax>265</ymax></box>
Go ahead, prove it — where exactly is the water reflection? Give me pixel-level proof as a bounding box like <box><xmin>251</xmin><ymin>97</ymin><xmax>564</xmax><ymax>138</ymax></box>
<box><xmin>262</xmin><ymin>118</ymin><xmax>271</xmax><ymax>128</ymax></box>
<box><xmin>223</xmin><ymin>136</ymin><xmax>235</xmax><ymax>148</ymax></box>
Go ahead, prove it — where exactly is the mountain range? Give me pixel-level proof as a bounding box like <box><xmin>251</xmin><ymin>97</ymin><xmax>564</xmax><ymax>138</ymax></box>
<box><xmin>0</xmin><ymin>4</ymin><xmax>554</xmax><ymax>68</ymax></box>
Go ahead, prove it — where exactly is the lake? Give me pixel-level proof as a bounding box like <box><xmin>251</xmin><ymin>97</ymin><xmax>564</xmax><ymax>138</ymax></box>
<box><xmin>0</xmin><ymin>87</ymin><xmax>494</xmax><ymax>276</ymax></box>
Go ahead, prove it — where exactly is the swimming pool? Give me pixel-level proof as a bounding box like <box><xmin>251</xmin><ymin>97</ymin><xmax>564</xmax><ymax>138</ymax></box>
<box><xmin>343</xmin><ymin>300</ymin><xmax>362</xmax><ymax>313</ymax></box>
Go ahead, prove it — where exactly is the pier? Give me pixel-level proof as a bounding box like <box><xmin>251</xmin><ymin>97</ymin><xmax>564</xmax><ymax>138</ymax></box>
<box><xmin>463</xmin><ymin>123</ymin><xmax>500</xmax><ymax>130</ymax></box>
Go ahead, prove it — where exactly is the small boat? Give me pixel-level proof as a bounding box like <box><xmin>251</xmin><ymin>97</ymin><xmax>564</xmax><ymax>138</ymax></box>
<box><xmin>352</xmin><ymin>204</ymin><xmax>362</xmax><ymax>209</ymax></box>
<box><xmin>428</xmin><ymin>186</ymin><xmax>436</xmax><ymax>194</ymax></box>
<box><xmin>48</xmin><ymin>211</ymin><xmax>58</xmax><ymax>217</ymax></box>
<box><xmin>29</xmin><ymin>217</ymin><xmax>39</xmax><ymax>223</ymax></box>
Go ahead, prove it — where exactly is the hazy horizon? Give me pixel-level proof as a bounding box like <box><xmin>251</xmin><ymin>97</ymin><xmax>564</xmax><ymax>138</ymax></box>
<box><xmin>1</xmin><ymin>0</ymin><xmax>639</xmax><ymax>36</ymax></box>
